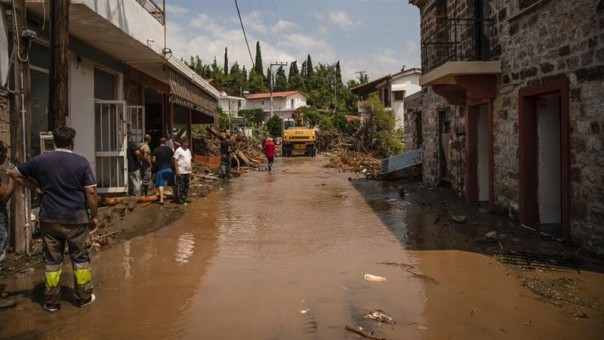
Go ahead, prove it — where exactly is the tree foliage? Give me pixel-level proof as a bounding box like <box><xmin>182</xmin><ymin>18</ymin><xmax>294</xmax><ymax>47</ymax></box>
<box><xmin>184</xmin><ymin>42</ymin><xmax>404</xmax><ymax>156</ymax></box>
<box><xmin>266</xmin><ymin>115</ymin><xmax>283</xmax><ymax>137</ymax></box>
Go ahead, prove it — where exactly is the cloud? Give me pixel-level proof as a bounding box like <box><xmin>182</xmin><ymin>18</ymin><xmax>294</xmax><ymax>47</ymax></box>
<box><xmin>165</xmin><ymin>4</ymin><xmax>187</xmax><ymax>16</ymax></box>
<box><xmin>328</xmin><ymin>11</ymin><xmax>356</xmax><ymax>30</ymax></box>
<box><xmin>273</xmin><ymin>20</ymin><xmax>296</xmax><ymax>32</ymax></box>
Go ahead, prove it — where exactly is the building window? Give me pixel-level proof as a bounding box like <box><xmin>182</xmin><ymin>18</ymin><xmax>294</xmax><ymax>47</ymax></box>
<box><xmin>290</xmin><ymin>99</ymin><xmax>294</xmax><ymax>108</ymax></box>
<box><xmin>393</xmin><ymin>90</ymin><xmax>406</xmax><ymax>101</ymax></box>
<box><xmin>94</xmin><ymin>68</ymin><xmax>117</xmax><ymax>100</ymax></box>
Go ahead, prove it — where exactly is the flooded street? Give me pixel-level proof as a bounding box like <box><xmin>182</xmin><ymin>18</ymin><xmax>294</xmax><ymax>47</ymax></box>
<box><xmin>1</xmin><ymin>156</ymin><xmax>603</xmax><ymax>339</ymax></box>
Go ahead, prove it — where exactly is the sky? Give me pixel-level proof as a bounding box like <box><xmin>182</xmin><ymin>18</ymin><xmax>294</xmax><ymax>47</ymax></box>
<box><xmin>164</xmin><ymin>0</ymin><xmax>421</xmax><ymax>83</ymax></box>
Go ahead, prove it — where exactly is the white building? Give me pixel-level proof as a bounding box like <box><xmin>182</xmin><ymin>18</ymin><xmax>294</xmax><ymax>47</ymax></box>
<box><xmin>245</xmin><ymin>91</ymin><xmax>308</xmax><ymax>121</ymax></box>
<box><xmin>351</xmin><ymin>68</ymin><xmax>421</xmax><ymax>129</ymax></box>
<box><xmin>0</xmin><ymin>0</ymin><xmax>218</xmax><ymax>194</ymax></box>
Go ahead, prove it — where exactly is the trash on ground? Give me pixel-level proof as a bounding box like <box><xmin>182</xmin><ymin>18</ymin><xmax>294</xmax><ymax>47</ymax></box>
<box><xmin>485</xmin><ymin>231</ymin><xmax>498</xmax><ymax>241</ymax></box>
<box><xmin>365</xmin><ymin>309</ymin><xmax>395</xmax><ymax>324</ymax></box>
<box><xmin>451</xmin><ymin>215</ymin><xmax>467</xmax><ymax>224</ymax></box>
<box><xmin>364</xmin><ymin>273</ymin><xmax>387</xmax><ymax>282</ymax></box>
<box><xmin>344</xmin><ymin>325</ymin><xmax>387</xmax><ymax>340</ymax></box>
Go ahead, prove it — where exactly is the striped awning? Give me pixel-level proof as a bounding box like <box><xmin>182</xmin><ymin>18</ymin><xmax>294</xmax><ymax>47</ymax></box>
<box><xmin>168</xmin><ymin>69</ymin><xmax>217</xmax><ymax>123</ymax></box>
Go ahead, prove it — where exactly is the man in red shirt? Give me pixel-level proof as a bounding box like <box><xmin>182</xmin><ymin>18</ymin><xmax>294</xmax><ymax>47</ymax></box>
<box><xmin>264</xmin><ymin>137</ymin><xmax>276</xmax><ymax>172</ymax></box>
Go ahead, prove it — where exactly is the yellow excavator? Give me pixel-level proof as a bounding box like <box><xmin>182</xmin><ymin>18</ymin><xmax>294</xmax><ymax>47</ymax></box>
<box><xmin>282</xmin><ymin>108</ymin><xmax>316</xmax><ymax>157</ymax></box>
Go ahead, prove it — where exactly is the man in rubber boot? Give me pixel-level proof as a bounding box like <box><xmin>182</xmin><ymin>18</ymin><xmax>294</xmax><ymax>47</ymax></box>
<box><xmin>9</xmin><ymin>127</ymin><xmax>98</xmax><ymax>312</ymax></box>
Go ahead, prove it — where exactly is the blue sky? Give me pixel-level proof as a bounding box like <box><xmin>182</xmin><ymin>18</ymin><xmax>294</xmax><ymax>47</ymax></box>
<box><xmin>165</xmin><ymin>0</ymin><xmax>421</xmax><ymax>82</ymax></box>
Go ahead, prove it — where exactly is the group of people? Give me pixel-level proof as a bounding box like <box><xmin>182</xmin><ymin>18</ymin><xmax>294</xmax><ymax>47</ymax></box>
<box><xmin>0</xmin><ymin>128</ymin><xmax>279</xmax><ymax>311</ymax></box>
<box><xmin>126</xmin><ymin>131</ymin><xmax>192</xmax><ymax>205</ymax></box>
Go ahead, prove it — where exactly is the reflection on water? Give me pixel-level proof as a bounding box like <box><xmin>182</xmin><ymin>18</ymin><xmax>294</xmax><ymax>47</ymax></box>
<box><xmin>175</xmin><ymin>233</ymin><xmax>196</xmax><ymax>265</ymax></box>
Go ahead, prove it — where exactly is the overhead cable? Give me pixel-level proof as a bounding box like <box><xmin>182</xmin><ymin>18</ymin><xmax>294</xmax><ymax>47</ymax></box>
<box><xmin>234</xmin><ymin>0</ymin><xmax>255</xmax><ymax>68</ymax></box>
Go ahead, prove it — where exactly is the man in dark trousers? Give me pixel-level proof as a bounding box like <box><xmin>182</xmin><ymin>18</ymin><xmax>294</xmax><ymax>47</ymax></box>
<box><xmin>219</xmin><ymin>133</ymin><xmax>236</xmax><ymax>179</ymax></box>
<box><xmin>152</xmin><ymin>137</ymin><xmax>174</xmax><ymax>205</ymax></box>
<box><xmin>263</xmin><ymin>137</ymin><xmax>276</xmax><ymax>172</ymax></box>
<box><xmin>9</xmin><ymin>127</ymin><xmax>98</xmax><ymax>312</ymax></box>
<box><xmin>126</xmin><ymin>132</ymin><xmax>142</xmax><ymax>196</ymax></box>
<box><xmin>173</xmin><ymin>138</ymin><xmax>193</xmax><ymax>204</ymax></box>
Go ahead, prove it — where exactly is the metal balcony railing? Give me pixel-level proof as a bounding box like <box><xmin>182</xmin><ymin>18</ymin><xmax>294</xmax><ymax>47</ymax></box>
<box><xmin>136</xmin><ymin>0</ymin><xmax>165</xmax><ymax>24</ymax></box>
<box><xmin>421</xmin><ymin>18</ymin><xmax>495</xmax><ymax>73</ymax></box>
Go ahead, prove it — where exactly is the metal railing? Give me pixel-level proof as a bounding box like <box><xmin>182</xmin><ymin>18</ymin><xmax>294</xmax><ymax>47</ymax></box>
<box><xmin>421</xmin><ymin>18</ymin><xmax>496</xmax><ymax>73</ymax></box>
<box><xmin>136</xmin><ymin>0</ymin><xmax>165</xmax><ymax>24</ymax></box>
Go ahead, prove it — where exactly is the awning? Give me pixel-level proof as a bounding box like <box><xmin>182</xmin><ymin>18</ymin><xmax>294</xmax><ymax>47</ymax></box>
<box><xmin>168</xmin><ymin>69</ymin><xmax>217</xmax><ymax>124</ymax></box>
<box><xmin>391</xmin><ymin>83</ymin><xmax>410</xmax><ymax>92</ymax></box>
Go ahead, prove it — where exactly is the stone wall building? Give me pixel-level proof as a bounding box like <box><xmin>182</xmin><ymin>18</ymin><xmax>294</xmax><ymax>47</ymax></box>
<box><xmin>409</xmin><ymin>0</ymin><xmax>604</xmax><ymax>255</ymax></box>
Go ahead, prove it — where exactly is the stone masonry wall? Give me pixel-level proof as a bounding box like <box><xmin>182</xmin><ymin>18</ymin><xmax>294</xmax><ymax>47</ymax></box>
<box><xmin>0</xmin><ymin>88</ymin><xmax>11</xmax><ymax>150</ymax></box>
<box><xmin>403</xmin><ymin>91</ymin><xmax>422</xmax><ymax>150</ymax></box>
<box><xmin>490</xmin><ymin>0</ymin><xmax>604</xmax><ymax>254</ymax></box>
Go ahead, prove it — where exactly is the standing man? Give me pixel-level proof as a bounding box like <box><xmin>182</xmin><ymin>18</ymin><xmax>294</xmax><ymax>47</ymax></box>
<box><xmin>173</xmin><ymin>138</ymin><xmax>192</xmax><ymax>204</ymax></box>
<box><xmin>164</xmin><ymin>131</ymin><xmax>175</xmax><ymax>151</ymax></box>
<box><xmin>126</xmin><ymin>132</ymin><xmax>142</xmax><ymax>196</ymax></box>
<box><xmin>8</xmin><ymin>127</ymin><xmax>98</xmax><ymax>312</ymax></box>
<box><xmin>139</xmin><ymin>134</ymin><xmax>152</xmax><ymax>196</ymax></box>
<box><xmin>219</xmin><ymin>134</ymin><xmax>236</xmax><ymax>179</ymax></box>
<box><xmin>0</xmin><ymin>140</ymin><xmax>16</xmax><ymax>309</ymax></box>
<box><xmin>153</xmin><ymin>137</ymin><xmax>174</xmax><ymax>205</ymax></box>
<box><xmin>263</xmin><ymin>137</ymin><xmax>276</xmax><ymax>172</ymax></box>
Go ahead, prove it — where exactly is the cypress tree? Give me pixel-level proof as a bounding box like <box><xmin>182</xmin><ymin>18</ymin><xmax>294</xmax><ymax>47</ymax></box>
<box><xmin>224</xmin><ymin>47</ymin><xmax>229</xmax><ymax>76</ymax></box>
<box><xmin>254</xmin><ymin>41</ymin><xmax>264</xmax><ymax>76</ymax></box>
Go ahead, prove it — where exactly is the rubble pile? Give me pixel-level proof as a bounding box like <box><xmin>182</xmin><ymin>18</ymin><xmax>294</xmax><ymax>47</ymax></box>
<box><xmin>323</xmin><ymin>150</ymin><xmax>382</xmax><ymax>179</ymax></box>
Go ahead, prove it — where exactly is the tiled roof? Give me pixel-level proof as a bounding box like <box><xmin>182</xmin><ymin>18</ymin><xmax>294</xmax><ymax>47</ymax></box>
<box><xmin>246</xmin><ymin>91</ymin><xmax>308</xmax><ymax>100</ymax></box>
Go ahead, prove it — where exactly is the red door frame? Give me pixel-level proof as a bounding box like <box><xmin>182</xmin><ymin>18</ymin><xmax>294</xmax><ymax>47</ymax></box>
<box><xmin>465</xmin><ymin>99</ymin><xmax>494</xmax><ymax>211</ymax></box>
<box><xmin>518</xmin><ymin>77</ymin><xmax>571</xmax><ymax>241</ymax></box>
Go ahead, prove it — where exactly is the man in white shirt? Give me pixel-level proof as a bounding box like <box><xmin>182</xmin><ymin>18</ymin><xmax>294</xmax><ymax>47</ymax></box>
<box><xmin>173</xmin><ymin>138</ymin><xmax>192</xmax><ymax>204</ymax></box>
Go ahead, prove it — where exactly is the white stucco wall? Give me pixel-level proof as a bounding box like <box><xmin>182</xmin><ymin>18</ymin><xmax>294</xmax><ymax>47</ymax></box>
<box><xmin>391</xmin><ymin>74</ymin><xmax>421</xmax><ymax>129</ymax></box>
<box><xmin>69</xmin><ymin>56</ymin><xmax>96</xmax><ymax>165</ymax></box>
<box><xmin>247</xmin><ymin>93</ymin><xmax>307</xmax><ymax>112</ymax></box>
<box><xmin>219</xmin><ymin>96</ymin><xmax>245</xmax><ymax>116</ymax></box>
<box><xmin>73</xmin><ymin>0</ymin><xmax>164</xmax><ymax>55</ymax></box>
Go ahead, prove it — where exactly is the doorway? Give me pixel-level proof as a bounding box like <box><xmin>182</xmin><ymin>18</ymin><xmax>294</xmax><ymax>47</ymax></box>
<box><xmin>519</xmin><ymin>78</ymin><xmax>570</xmax><ymax>241</ymax></box>
<box><xmin>438</xmin><ymin>108</ymin><xmax>453</xmax><ymax>185</ymax></box>
<box><xmin>466</xmin><ymin>103</ymin><xmax>491</xmax><ymax>204</ymax></box>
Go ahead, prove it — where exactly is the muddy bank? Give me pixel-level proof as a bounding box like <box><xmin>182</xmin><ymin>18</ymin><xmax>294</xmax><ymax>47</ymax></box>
<box><xmin>0</xmin><ymin>164</ymin><xmax>231</xmax><ymax>280</ymax></box>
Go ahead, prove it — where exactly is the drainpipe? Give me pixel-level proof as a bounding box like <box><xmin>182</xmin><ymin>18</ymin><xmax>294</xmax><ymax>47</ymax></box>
<box><xmin>18</xmin><ymin>55</ymin><xmax>30</xmax><ymax>255</ymax></box>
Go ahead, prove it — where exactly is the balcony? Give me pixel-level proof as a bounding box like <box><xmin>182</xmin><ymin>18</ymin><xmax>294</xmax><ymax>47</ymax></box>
<box><xmin>420</xmin><ymin>18</ymin><xmax>501</xmax><ymax>103</ymax></box>
<box><xmin>136</xmin><ymin>0</ymin><xmax>165</xmax><ymax>24</ymax></box>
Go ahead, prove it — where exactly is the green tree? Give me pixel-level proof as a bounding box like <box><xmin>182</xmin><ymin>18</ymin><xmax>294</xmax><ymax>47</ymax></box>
<box><xmin>211</xmin><ymin>57</ymin><xmax>223</xmax><ymax>82</ymax></box>
<box><xmin>224</xmin><ymin>62</ymin><xmax>246</xmax><ymax>96</ymax></box>
<box><xmin>356</xmin><ymin>93</ymin><xmax>402</xmax><ymax>157</ymax></box>
<box><xmin>223</xmin><ymin>48</ymin><xmax>229</xmax><ymax>76</ymax></box>
<box><xmin>248</xmin><ymin>69</ymin><xmax>266</xmax><ymax>93</ymax></box>
<box><xmin>239</xmin><ymin>108</ymin><xmax>265</xmax><ymax>127</ymax></box>
<box><xmin>274</xmin><ymin>66</ymin><xmax>288</xmax><ymax>91</ymax></box>
<box><xmin>288</xmin><ymin>61</ymin><xmax>304</xmax><ymax>90</ymax></box>
<box><xmin>254</xmin><ymin>41</ymin><xmax>264</xmax><ymax>76</ymax></box>
<box><xmin>266</xmin><ymin>115</ymin><xmax>283</xmax><ymax>137</ymax></box>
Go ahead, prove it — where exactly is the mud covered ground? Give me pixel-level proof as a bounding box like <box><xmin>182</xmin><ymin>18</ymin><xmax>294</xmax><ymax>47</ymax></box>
<box><xmin>2</xmin><ymin>153</ymin><xmax>603</xmax><ymax>324</ymax></box>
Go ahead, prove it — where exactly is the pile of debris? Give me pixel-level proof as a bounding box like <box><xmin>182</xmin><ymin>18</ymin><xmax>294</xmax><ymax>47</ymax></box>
<box><xmin>323</xmin><ymin>150</ymin><xmax>382</xmax><ymax>179</ymax></box>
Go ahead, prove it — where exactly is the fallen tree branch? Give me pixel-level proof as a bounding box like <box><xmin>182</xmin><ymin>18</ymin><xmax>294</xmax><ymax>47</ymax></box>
<box><xmin>344</xmin><ymin>325</ymin><xmax>386</xmax><ymax>340</ymax></box>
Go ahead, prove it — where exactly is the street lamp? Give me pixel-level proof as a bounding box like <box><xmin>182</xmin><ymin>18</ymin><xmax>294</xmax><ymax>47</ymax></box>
<box><xmin>270</xmin><ymin>62</ymin><xmax>288</xmax><ymax>118</ymax></box>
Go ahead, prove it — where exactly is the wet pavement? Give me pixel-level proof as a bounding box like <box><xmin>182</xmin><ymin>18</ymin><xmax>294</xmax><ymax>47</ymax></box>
<box><xmin>1</xmin><ymin>156</ymin><xmax>603</xmax><ymax>339</ymax></box>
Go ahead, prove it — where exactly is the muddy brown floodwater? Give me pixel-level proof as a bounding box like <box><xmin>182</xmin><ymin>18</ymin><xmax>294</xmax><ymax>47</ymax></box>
<box><xmin>1</xmin><ymin>155</ymin><xmax>603</xmax><ymax>339</ymax></box>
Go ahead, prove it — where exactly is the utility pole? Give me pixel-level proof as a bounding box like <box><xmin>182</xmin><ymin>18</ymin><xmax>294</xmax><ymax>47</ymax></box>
<box><xmin>269</xmin><ymin>62</ymin><xmax>287</xmax><ymax>118</ymax></box>
<box><xmin>49</xmin><ymin>0</ymin><xmax>70</xmax><ymax>129</ymax></box>
<box><xmin>10</xmin><ymin>0</ymin><xmax>32</xmax><ymax>254</ymax></box>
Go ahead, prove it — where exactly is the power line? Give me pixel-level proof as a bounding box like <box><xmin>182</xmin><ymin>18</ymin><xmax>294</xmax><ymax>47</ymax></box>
<box><xmin>234</xmin><ymin>0</ymin><xmax>255</xmax><ymax>68</ymax></box>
